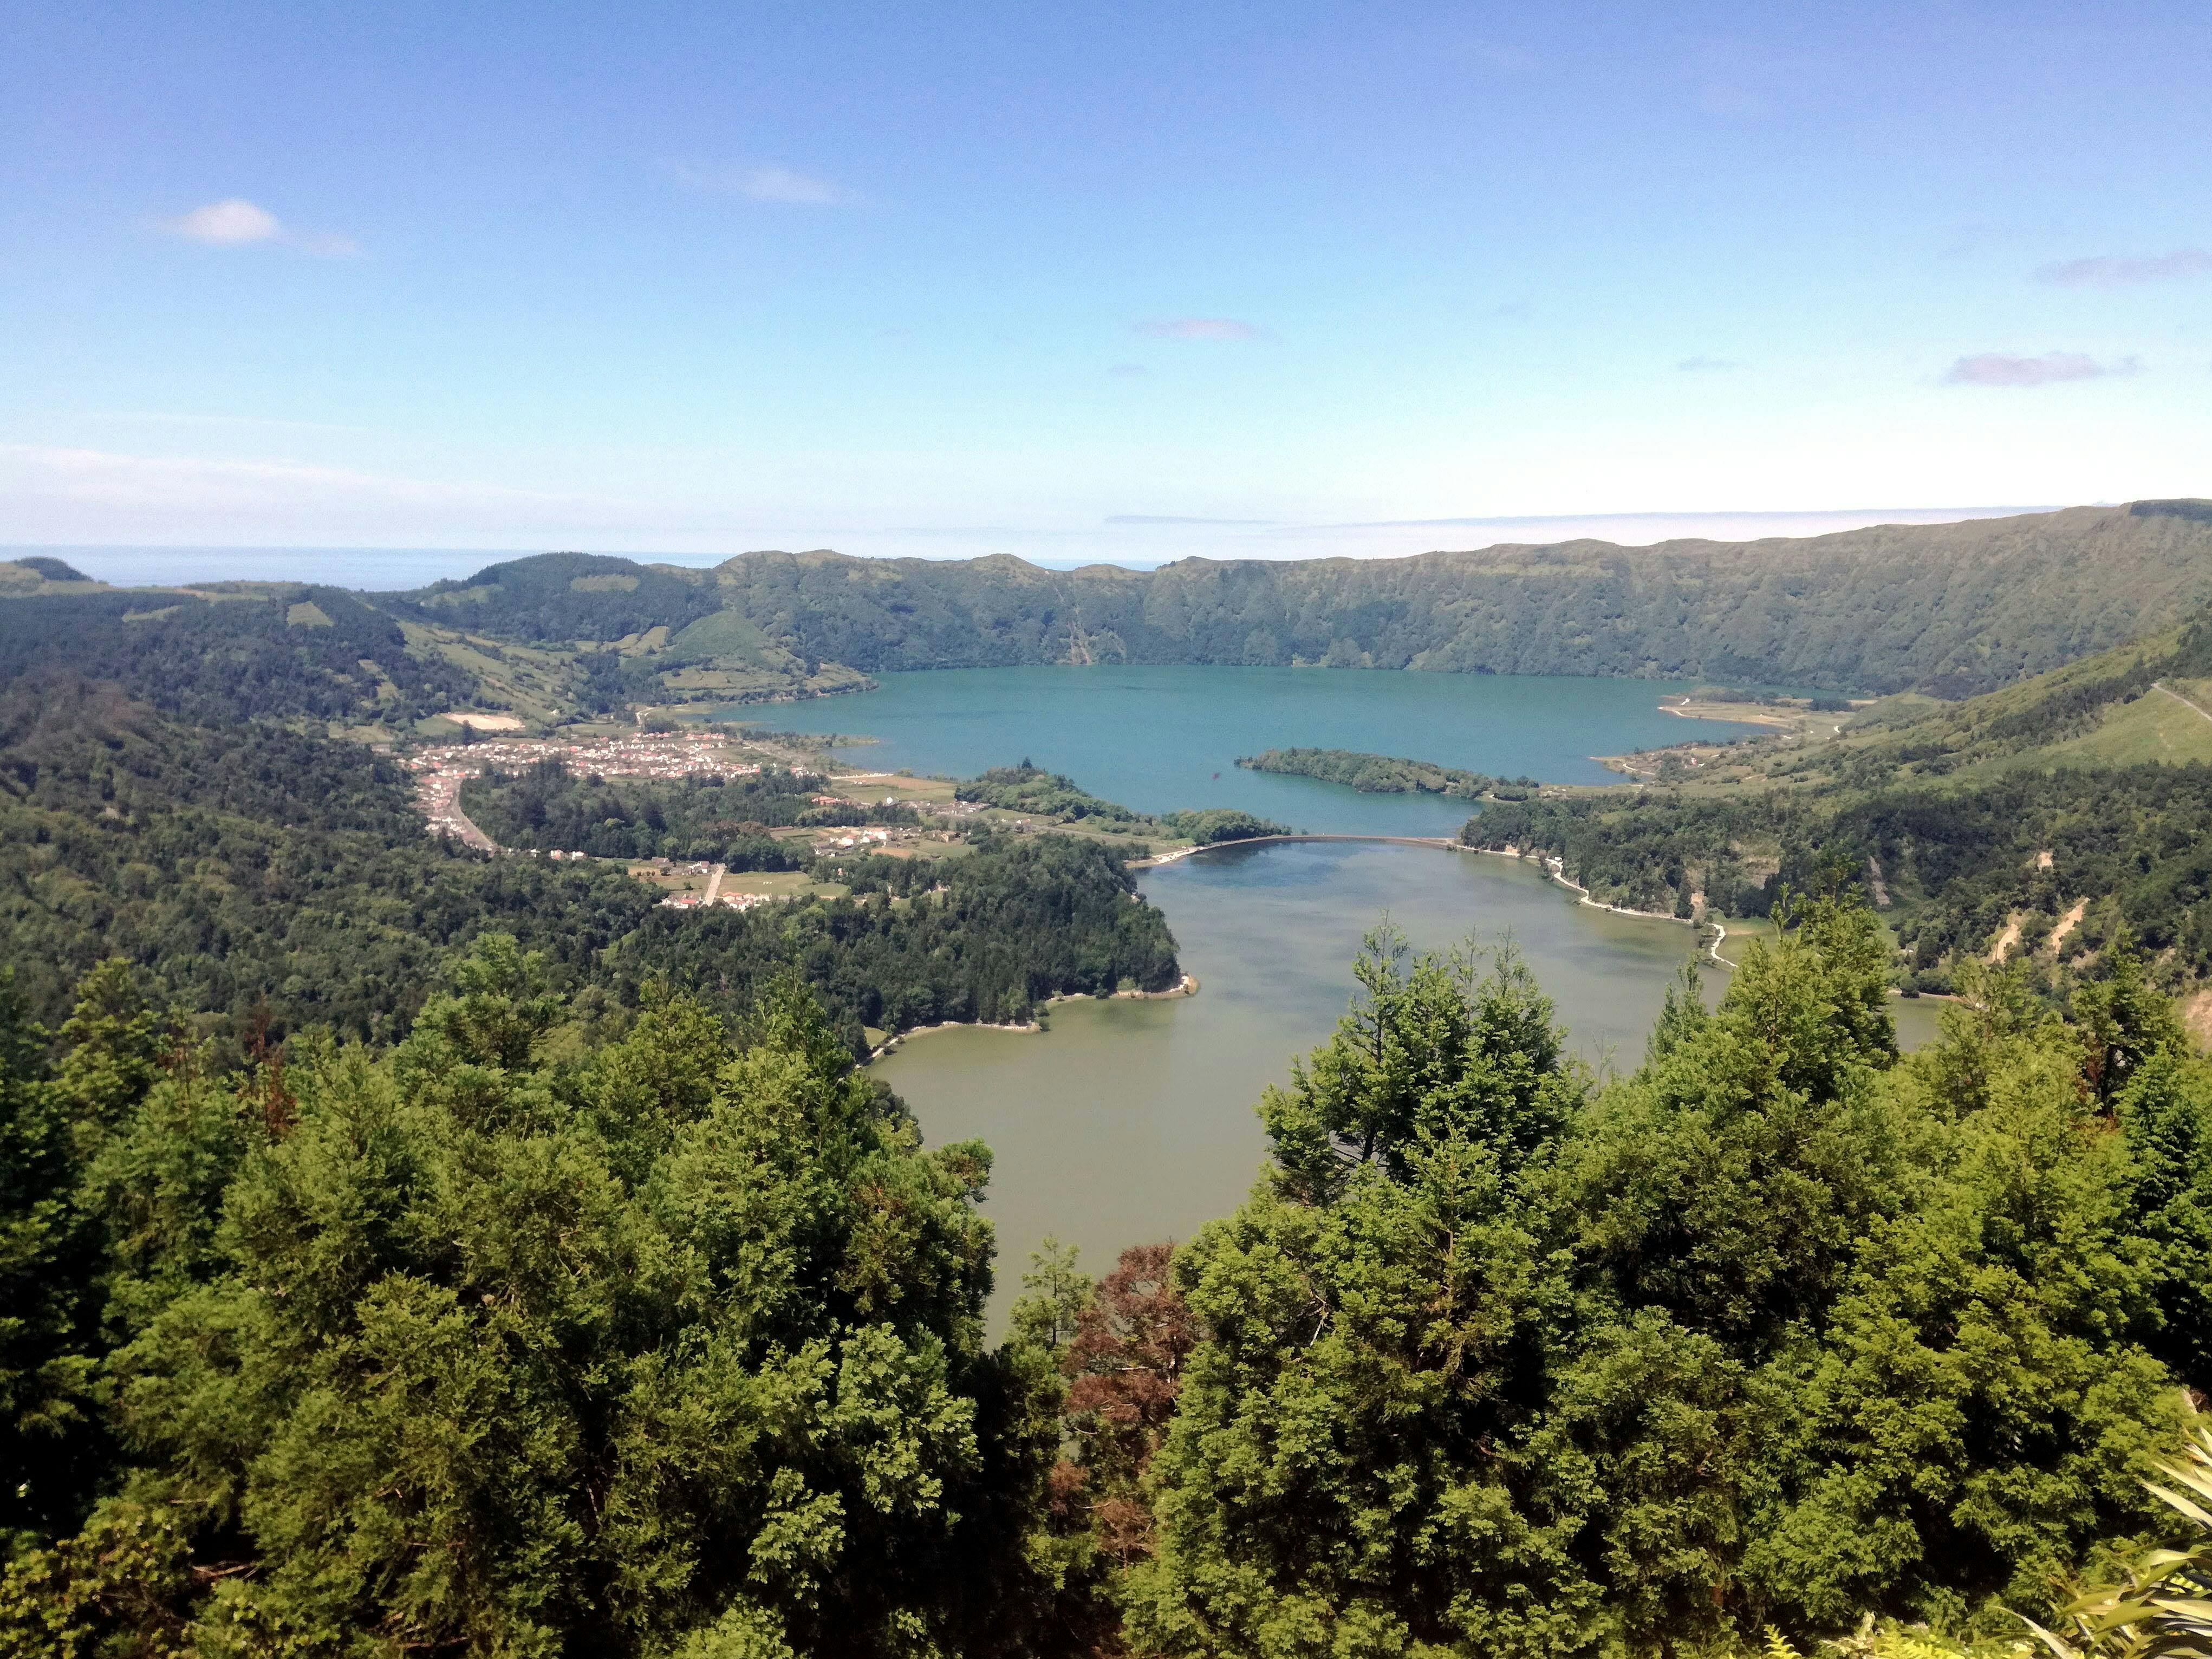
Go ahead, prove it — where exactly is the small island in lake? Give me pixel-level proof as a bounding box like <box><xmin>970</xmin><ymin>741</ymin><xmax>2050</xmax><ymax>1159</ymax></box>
<box><xmin>1238</xmin><ymin>746</ymin><xmax>1537</xmax><ymax>801</ymax></box>
<box><xmin>959</xmin><ymin>762</ymin><xmax>1290</xmax><ymax>844</ymax></box>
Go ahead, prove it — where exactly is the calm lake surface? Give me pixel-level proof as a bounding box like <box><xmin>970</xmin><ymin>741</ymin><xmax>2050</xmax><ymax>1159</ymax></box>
<box><xmin>740</xmin><ymin>663</ymin><xmax>1767</xmax><ymax>836</ymax></box>
<box><xmin>757</xmin><ymin>663</ymin><xmax>1957</xmax><ymax>1323</ymax></box>
<box><xmin>882</xmin><ymin>841</ymin><xmax>1943</xmax><ymax>1323</ymax></box>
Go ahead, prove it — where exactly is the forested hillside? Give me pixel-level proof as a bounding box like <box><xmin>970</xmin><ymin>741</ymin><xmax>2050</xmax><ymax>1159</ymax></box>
<box><xmin>1466</xmin><ymin>604</ymin><xmax>2212</xmax><ymax>996</ymax></box>
<box><xmin>18</xmin><ymin>502</ymin><xmax>2208</xmax><ymax>731</ymax></box>
<box><xmin>0</xmin><ymin>584</ymin><xmax>474</xmax><ymax>726</ymax></box>
<box><xmin>0</xmin><ymin>677</ymin><xmax>1179</xmax><ymax>1052</ymax></box>
<box><xmin>386</xmin><ymin>552</ymin><xmax>869</xmax><ymax>713</ymax></box>
<box><xmin>389</xmin><ymin>500</ymin><xmax>2212</xmax><ymax>697</ymax></box>
<box><xmin>0</xmin><ymin>676</ymin><xmax>654</xmax><ymax>1040</ymax></box>
<box><xmin>0</xmin><ymin>563</ymin><xmax>853</xmax><ymax>733</ymax></box>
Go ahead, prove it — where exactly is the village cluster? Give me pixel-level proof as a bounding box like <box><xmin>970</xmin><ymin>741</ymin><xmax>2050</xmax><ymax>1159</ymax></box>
<box><xmin>402</xmin><ymin>727</ymin><xmax>753</xmax><ymax>785</ymax></box>
<box><xmin>405</xmin><ymin>729</ymin><xmax>958</xmax><ymax>913</ymax></box>
<box><xmin>404</xmin><ymin>728</ymin><xmax>759</xmax><ymax>852</ymax></box>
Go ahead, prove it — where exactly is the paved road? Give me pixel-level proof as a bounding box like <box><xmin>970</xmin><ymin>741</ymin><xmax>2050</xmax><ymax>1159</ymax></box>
<box><xmin>417</xmin><ymin>770</ymin><xmax>500</xmax><ymax>851</ymax></box>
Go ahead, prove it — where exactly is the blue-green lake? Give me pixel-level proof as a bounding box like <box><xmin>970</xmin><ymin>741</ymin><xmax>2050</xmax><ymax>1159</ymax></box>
<box><xmin>731</xmin><ymin>663</ymin><xmax>1764</xmax><ymax>836</ymax></box>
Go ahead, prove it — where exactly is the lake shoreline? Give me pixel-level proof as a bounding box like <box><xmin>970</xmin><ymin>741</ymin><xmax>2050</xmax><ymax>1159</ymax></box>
<box><xmin>868</xmin><ymin>972</ymin><xmax>1200</xmax><ymax>1060</ymax></box>
<box><xmin>877</xmin><ymin>835</ymin><xmax>1805</xmax><ymax>1329</ymax></box>
<box><xmin>873</xmin><ymin>835</ymin><xmax>1754</xmax><ymax>1068</ymax></box>
<box><xmin>1147</xmin><ymin>833</ymin><xmax>1713</xmax><ymax>934</ymax></box>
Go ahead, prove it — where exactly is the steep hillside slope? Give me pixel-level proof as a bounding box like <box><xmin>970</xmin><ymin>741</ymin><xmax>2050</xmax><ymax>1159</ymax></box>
<box><xmin>0</xmin><ymin>580</ymin><xmax>475</xmax><ymax>727</ymax></box>
<box><xmin>704</xmin><ymin>502</ymin><xmax>2212</xmax><ymax>693</ymax></box>
<box><xmin>385</xmin><ymin>500</ymin><xmax>2212</xmax><ymax>697</ymax></box>
<box><xmin>1467</xmin><ymin>605</ymin><xmax>2212</xmax><ymax>991</ymax></box>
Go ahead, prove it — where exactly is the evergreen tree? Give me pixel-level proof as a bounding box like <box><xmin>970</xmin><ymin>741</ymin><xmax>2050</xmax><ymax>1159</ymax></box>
<box><xmin>2</xmin><ymin>944</ymin><xmax>1065</xmax><ymax>1657</ymax></box>
<box><xmin>1546</xmin><ymin>897</ymin><xmax>1910</xmax><ymax>1650</ymax></box>
<box><xmin>1563</xmin><ymin>893</ymin><xmax>1905</xmax><ymax>1352</ymax></box>
<box><xmin>1127</xmin><ymin>935</ymin><xmax>1598</xmax><ymax>1659</ymax></box>
<box><xmin>0</xmin><ymin>960</ymin><xmax>176</xmax><ymax>1550</ymax></box>
<box><xmin>1741</xmin><ymin>998</ymin><xmax>2181</xmax><ymax>1631</ymax></box>
<box><xmin>0</xmin><ymin>972</ymin><xmax>96</xmax><ymax>1547</ymax></box>
<box><xmin>2114</xmin><ymin>1045</ymin><xmax>2212</xmax><ymax>1388</ymax></box>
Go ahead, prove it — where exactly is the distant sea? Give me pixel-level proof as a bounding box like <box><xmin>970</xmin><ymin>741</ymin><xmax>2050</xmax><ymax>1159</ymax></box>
<box><xmin>0</xmin><ymin>546</ymin><xmax>1176</xmax><ymax>589</ymax></box>
<box><xmin>0</xmin><ymin>546</ymin><xmax>734</xmax><ymax>591</ymax></box>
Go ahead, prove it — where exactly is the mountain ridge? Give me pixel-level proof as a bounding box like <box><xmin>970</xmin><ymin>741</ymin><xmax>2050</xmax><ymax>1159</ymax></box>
<box><xmin>392</xmin><ymin>500</ymin><xmax>2212</xmax><ymax>697</ymax></box>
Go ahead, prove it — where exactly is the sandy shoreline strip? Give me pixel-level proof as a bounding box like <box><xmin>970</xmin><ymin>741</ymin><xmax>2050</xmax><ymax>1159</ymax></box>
<box><xmin>867</xmin><ymin>973</ymin><xmax>1199</xmax><ymax>1059</ymax></box>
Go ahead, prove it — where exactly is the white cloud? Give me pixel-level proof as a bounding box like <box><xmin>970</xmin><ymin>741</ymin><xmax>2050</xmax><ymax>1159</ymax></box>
<box><xmin>164</xmin><ymin>198</ymin><xmax>280</xmax><ymax>245</ymax></box>
<box><xmin>2036</xmin><ymin>249</ymin><xmax>2212</xmax><ymax>288</ymax></box>
<box><xmin>1943</xmin><ymin>352</ymin><xmax>2140</xmax><ymax>387</ymax></box>
<box><xmin>664</xmin><ymin>161</ymin><xmax>853</xmax><ymax>204</ymax></box>
<box><xmin>1136</xmin><ymin>317</ymin><xmax>1266</xmax><ymax>342</ymax></box>
<box><xmin>157</xmin><ymin>198</ymin><xmax>360</xmax><ymax>256</ymax></box>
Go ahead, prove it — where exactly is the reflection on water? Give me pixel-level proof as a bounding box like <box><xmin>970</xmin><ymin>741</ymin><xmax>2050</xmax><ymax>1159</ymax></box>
<box><xmin>879</xmin><ymin>841</ymin><xmax>1943</xmax><ymax>1326</ymax></box>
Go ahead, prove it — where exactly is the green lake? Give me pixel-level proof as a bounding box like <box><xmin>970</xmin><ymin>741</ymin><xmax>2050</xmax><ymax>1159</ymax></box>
<box><xmin>728</xmin><ymin>667</ymin><xmax>1939</xmax><ymax>1319</ymax></box>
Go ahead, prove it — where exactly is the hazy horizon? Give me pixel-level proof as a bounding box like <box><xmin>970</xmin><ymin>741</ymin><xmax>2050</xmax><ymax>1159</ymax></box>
<box><xmin>8</xmin><ymin>4</ymin><xmax>2207</xmax><ymax>550</ymax></box>
<box><xmin>2</xmin><ymin>502</ymin><xmax>2080</xmax><ymax>585</ymax></box>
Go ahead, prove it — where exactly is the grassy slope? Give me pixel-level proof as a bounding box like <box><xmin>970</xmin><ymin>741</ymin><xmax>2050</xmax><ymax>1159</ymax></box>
<box><xmin>1605</xmin><ymin>619</ymin><xmax>2212</xmax><ymax>797</ymax></box>
<box><xmin>1784</xmin><ymin>619</ymin><xmax>2212</xmax><ymax>782</ymax></box>
<box><xmin>384</xmin><ymin>559</ymin><xmax>870</xmax><ymax>715</ymax></box>
<box><xmin>1473</xmin><ymin>610</ymin><xmax>2212</xmax><ymax>991</ymax></box>
<box><xmin>2034</xmin><ymin>679</ymin><xmax>2212</xmax><ymax>769</ymax></box>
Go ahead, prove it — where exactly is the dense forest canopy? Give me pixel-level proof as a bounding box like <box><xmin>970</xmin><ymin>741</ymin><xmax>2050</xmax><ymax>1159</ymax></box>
<box><xmin>0</xmin><ymin>587</ymin><xmax>473</xmax><ymax>726</ymax></box>
<box><xmin>394</xmin><ymin>551</ymin><xmax>728</xmax><ymax>641</ymax></box>
<box><xmin>608</xmin><ymin>835</ymin><xmax>1182</xmax><ymax>1035</ymax></box>
<box><xmin>1116</xmin><ymin>906</ymin><xmax>2211</xmax><ymax>1655</ymax></box>
<box><xmin>0</xmin><ymin>952</ymin><xmax>1075</xmax><ymax>1656</ymax></box>
<box><xmin>0</xmin><ymin>678</ymin><xmax>1179</xmax><ymax>1054</ymax></box>
<box><xmin>8</xmin><ymin>898</ymin><xmax>2210</xmax><ymax>1657</ymax></box>
<box><xmin>1471</xmin><ymin>763</ymin><xmax>2212</xmax><ymax>984</ymax></box>
<box><xmin>0</xmin><ymin>676</ymin><xmax>656</xmax><ymax>1043</ymax></box>
<box><xmin>459</xmin><ymin>760</ymin><xmax>918</xmax><ymax>867</ymax></box>
<box><xmin>385</xmin><ymin>502</ymin><xmax>2212</xmax><ymax>698</ymax></box>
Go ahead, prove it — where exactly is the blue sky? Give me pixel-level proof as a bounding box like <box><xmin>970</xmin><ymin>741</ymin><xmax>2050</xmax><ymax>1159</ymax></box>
<box><xmin>4</xmin><ymin>2</ymin><xmax>2208</xmax><ymax>561</ymax></box>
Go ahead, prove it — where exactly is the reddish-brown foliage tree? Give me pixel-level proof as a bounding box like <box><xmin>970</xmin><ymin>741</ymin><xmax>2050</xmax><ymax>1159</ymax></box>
<box><xmin>1059</xmin><ymin>1242</ymin><xmax>1201</xmax><ymax>1566</ymax></box>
